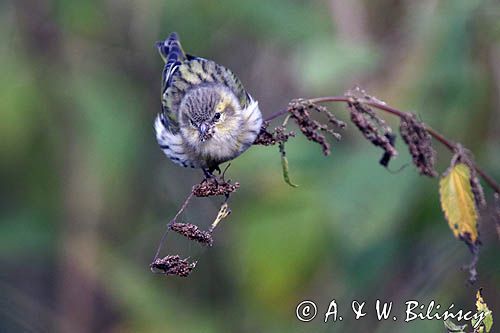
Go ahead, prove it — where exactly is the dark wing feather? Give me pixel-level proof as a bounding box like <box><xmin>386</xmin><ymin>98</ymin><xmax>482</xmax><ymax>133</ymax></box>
<box><xmin>156</xmin><ymin>32</ymin><xmax>186</xmax><ymax>94</ymax></box>
<box><xmin>187</xmin><ymin>57</ymin><xmax>251</xmax><ymax>109</ymax></box>
<box><xmin>156</xmin><ymin>32</ymin><xmax>186</xmax><ymax>133</ymax></box>
<box><xmin>180</xmin><ymin>51</ymin><xmax>251</xmax><ymax>109</ymax></box>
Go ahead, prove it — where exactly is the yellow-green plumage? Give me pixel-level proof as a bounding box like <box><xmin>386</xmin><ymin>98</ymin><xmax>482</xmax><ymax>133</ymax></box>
<box><xmin>155</xmin><ymin>33</ymin><xmax>262</xmax><ymax>172</ymax></box>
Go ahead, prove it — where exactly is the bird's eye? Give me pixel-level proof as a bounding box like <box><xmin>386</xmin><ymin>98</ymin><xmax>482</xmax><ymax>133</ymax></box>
<box><xmin>213</xmin><ymin>112</ymin><xmax>221</xmax><ymax>122</ymax></box>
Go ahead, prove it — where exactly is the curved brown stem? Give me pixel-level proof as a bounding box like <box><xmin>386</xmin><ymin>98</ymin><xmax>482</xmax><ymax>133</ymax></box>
<box><xmin>265</xmin><ymin>96</ymin><xmax>500</xmax><ymax>194</ymax></box>
<box><xmin>264</xmin><ymin>108</ymin><xmax>288</xmax><ymax>122</ymax></box>
<box><xmin>152</xmin><ymin>191</ymin><xmax>194</xmax><ymax>262</ymax></box>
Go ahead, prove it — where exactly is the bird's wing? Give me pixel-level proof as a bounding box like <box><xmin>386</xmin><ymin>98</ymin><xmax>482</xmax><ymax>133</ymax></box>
<box><xmin>172</xmin><ymin>57</ymin><xmax>252</xmax><ymax>110</ymax></box>
<box><xmin>155</xmin><ymin>32</ymin><xmax>186</xmax><ymax>133</ymax></box>
<box><xmin>156</xmin><ymin>32</ymin><xmax>185</xmax><ymax>90</ymax></box>
<box><xmin>210</xmin><ymin>61</ymin><xmax>252</xmax><ymax>109</ymax></box>
<box><xmin>196</xmin><ymin>59</ymin><xmax>251</xmax><ymax>109</ymax></box>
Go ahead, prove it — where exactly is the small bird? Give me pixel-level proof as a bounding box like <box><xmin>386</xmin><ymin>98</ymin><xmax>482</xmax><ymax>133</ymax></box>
<box><xmin>154</xmin><ymin>33</ymin><xmax>262</xmax><ymax>177</ymax></box>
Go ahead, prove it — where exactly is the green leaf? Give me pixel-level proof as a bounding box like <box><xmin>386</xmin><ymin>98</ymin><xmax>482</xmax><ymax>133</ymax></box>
<box><xmin>472</xmin><ymin>290</ymin><xmax>493</xmax><ymax>332</ymax></box>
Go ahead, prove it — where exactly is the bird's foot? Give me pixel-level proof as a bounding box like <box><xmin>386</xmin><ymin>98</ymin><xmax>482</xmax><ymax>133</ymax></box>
<box><xmin>202</xmin><ymin>164</ymin><xmax>230</xmax><ymax>183</ymax></box>
<box><xmin>202</xmin><ymin>168</ymin><xmax>217</xmax><ymax>182</ymax></box>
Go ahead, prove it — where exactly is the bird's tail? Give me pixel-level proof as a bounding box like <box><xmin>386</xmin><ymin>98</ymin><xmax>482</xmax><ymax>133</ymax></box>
<box><xmin>156</xmin><ymin>32</ymin><xmax>185</xmax><ymax>64</ymax></box>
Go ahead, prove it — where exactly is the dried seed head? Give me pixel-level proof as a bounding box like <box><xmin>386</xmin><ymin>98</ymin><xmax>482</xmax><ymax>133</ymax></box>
<box><xmin>150</xmin><ymin>255</ymin><xmax>196</xmax><ymax>277</ymax></box>
<box><xmin>399</xmin><ymin>113</ymin><xmax>437</xmax><ymax>177</ymax></box>
<box><xmin>274</xmin><ymin>126</ymin><xmax>295</xmax><ymax>143</ymax></box>
<box><xmin>192</xmin><ymin>178</ymin><xmax>240</xmax><ymax>197</ymax></box>
<box><xmin>253</xmin><ymin>122</ymin><xmax>295</xmax><ymax>146</ymax></box>
<box><xmin>254</xmin><ymin>123</ymin><xmax>277</xmax><ymax>146</ymax></box>
<box><xmin>287</xmin><ymin>99</ymin><xmax>345</xmax><ymax>156</ymax></box>
<box><xmin>347</xmin><ymin>98</ymin><xmax>397</xmax><ymax>166</ymax></box>
<box><xmin>170</xmin><ymin>222</ymin><xmax>213</xmax><ymax>246</ymax></box>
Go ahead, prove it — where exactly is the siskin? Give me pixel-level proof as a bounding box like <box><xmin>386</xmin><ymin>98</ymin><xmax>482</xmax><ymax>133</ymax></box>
<box><xmin>154</xmin><ymin>33</ymin><xmax>263</xmax><ymax>176</ymax></box>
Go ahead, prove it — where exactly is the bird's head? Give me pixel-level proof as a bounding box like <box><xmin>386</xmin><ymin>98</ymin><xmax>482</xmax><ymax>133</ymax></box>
<box><xmin>179</xmin><ymin>85</ymin><xmax>242</xmax><ymax>143</ymax></box>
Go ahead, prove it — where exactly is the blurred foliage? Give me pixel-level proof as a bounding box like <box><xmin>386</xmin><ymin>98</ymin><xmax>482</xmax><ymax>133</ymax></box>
<box><xmin>0</xmin><ymin>0</ymin><xmax>499</xmax><ymax>332</ymax></box>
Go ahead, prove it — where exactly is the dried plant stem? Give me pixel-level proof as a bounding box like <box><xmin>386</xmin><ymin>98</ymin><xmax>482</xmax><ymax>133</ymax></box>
<box><xmin>152</xmin><ymin>191</ymin><xmax>194</xmax><ymax>262</ymax></box>
<box><xmin>265</xmin><ymin>96</ymin><xmax>499</xmax><ymax>194</ymax></box>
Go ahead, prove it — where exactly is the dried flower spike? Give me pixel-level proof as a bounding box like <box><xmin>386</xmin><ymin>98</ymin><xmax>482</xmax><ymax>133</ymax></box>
<box><xmin>347</xmin><ymin>98</ymin><xmax>397</xmax><ymax>166</ymax></box>
<box><xmin>287</xmin><ymin>98</ymin><xmax>345</xmax><ymax>156</ymax></box>
<box><xmin>253</xmin><ymin>122</ymin><xmax>295</xmax><ymax>147</ymax></box>
<box><xmin>253</xmin><ymin>124</ymin><xmax>277</xmax><ymax>146</ymax></box>
<box><xmin>170</xmin><ymin>222</ymin><xmax>213</xmax><ymax>246</ymax></box>
<box><xmin>150</xmin><ymin>255</ymin><xmax>197</xmax><ymax>277</ymax></box>
<box><xmin>192</xmin><ymin>178</ymin><xmax>240</xmax><ymax>197</ymax></box>
<box><xmin>399</xmin><ymin>113</ymin><xmax>437</xmax><ymax>177</ymax></box>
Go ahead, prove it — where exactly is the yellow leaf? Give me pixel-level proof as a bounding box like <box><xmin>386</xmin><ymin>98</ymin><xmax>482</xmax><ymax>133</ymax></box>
<box><xmin>439</xmin><ymin>163</ymin><xmax>478</xmax><ymax>243</ymax></box>
<box><xmin>473</xmin><ymin>289</ymin><xmax>493</xmax><ymax>332</ymax></box>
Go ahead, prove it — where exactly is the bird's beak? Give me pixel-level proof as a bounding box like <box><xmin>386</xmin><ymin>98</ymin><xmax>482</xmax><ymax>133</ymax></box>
<box><xmin>198</xmin><ymin>123</ymin><xmax>210</xmax><ymax>141</ymax></box>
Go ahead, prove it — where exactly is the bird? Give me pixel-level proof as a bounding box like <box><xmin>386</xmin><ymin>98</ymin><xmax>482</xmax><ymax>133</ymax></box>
<box><xmin>154</xmin><ymin>32</ymin><xmax>263</xmax><ymax>178</ymax></box>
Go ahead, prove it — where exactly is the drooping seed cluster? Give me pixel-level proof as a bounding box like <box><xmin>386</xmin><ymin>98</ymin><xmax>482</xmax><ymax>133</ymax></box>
<box><xmin>150</xmin><ymin>255</ymin><xmax>197</xmax><ymax>277</ymax></box>
<box><xmin>192</xmin><ymin>178</ymin><xmax>240</xmax><ymax>197</ymax></box>
<box><xmin>347</xmin><ymin>98</ymin><xmax>397</xmax><ymax>166</ymax></box>
<box><xmin>287</xmin><ymin>99</ymin><xmax>345</xmax><ymax>156</ymax></box>
<box><xmin>170</xmin><ymin>222</ymin><xmax>213</xmax><ymax>246</ymax></box>
<box><xmin>399</xmin><ymin>113</ymin><xmax>437</xmax><ymax>177</ymax></box>
<box><xmin>253</xmin><ymin>124</ymin><xmax>276</xmax><ymax>146</ymax></box>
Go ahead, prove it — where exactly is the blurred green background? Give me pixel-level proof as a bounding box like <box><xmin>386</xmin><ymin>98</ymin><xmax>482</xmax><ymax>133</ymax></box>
<box><xmin>1</xmin><ymin>0</ymin><xmax>499</xmax><ymax>332</ymax></box>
